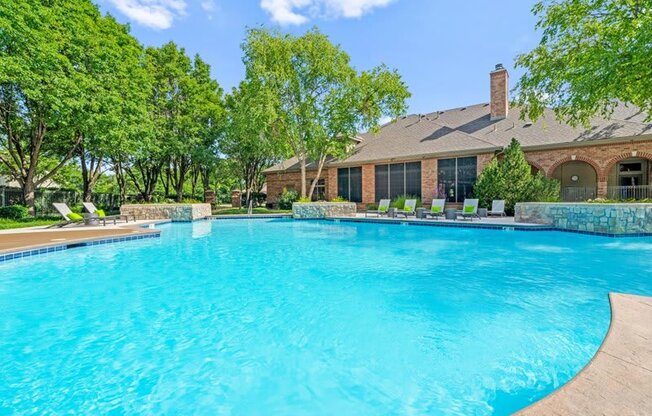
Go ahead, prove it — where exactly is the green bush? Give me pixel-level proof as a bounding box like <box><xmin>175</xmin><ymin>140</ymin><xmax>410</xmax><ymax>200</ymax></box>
<box><xmin>297</xmin><ymin>196</ymin><xmax>311</xmax><ymax>203</ymax></box>
<box><xmin>473</xmin><ymin>138</ymin><xmax>560</xmax><ymax>215</ymax></box>
<box><xmin>278</xmin><ymin>188</ymin><xmax>299</xmax><ymax>210</ymax></box>
<box><xmin>0</xmin><ymin>205</ymin><xmax>29</xmax><ymax>220</ymax></box>
<box><xmin>331</xmin><ymin>196</ymin><xmax>347</xmax><ymax>202</ymax></box>
<box><xmin>390</xmin><ymin>195</ymin><xmax>422</xmax><ymax>209</ymax></box>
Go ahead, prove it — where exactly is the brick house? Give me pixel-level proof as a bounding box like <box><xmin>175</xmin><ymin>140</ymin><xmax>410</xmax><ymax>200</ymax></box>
<box><xmin>265</xmin><ymin>64</ymin><xmax>652</xmax><ymax>207</ymax></box>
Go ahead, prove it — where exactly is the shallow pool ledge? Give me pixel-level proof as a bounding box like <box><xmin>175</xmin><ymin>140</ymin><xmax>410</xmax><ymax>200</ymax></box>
<box><xmin>518</xmin><ymin>293</ymin><xmax>652</xmax><ymax>415</ymax></box>
<box><xmin>515</xmin><ymin>202</ymin><xmax>652</xmax><ymax>235</ymax></box>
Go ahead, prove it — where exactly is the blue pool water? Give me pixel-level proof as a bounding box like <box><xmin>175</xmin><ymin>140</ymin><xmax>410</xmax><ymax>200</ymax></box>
<box><xmin>1</xmin><ymin>219</ymin><xmax>651</xmax><ymax>415</ymax></box>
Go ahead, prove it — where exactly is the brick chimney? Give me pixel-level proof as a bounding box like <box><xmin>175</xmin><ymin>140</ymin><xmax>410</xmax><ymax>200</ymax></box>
<box><xmin>490</xmin><ymin>63</ymin><xmax>509</xmax><ymax>120</ymax></box>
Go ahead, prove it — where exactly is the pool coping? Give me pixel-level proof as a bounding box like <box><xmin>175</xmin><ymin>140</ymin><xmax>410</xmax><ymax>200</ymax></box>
<box><xmin>323</xmin><ymin>216</ymin><xmax>652</xmax><ymax>237</ymax></box>
<box><xmin>0</xmin><ymin>220</ymin><xmax>168</xmax><ymax>263</ymax></box>
<box><xmin>517</xmin><ymin>293</ymin><xmax>652</xmax><ymax>415</ymax></box>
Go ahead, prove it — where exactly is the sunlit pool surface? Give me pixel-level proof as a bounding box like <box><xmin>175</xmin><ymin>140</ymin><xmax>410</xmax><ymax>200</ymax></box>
<box><xmin>1</xmin><ymin>219</ymin><xmax>651</xmax><ymax>415</ymax></box>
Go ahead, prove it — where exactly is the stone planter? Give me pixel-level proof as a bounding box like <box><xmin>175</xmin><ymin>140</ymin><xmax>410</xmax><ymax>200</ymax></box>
<box><xmin>515</xmin><ymin>202</ymin><xmax>652</xmax><ymax>235</ymax></box>
<box><xmin>120</xmin><ymin>203</ymin><xmax>212</xmax><ymax>222</ymax></box>
<box><xmin>292</xmin><ymin>202</ymin><xmax>357</xmax><ymax>219</ymax></box>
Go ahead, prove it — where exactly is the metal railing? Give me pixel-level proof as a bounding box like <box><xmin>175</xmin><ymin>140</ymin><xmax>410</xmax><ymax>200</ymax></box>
<box><xmin>607</xmin><ymin>185</ymin><xmax>652</xmax><ymax>200</ymax></box>
<box><xmin>561</xmin><ymin>186</ymin><xmax>597</xmax><ymax>202</ymax></box>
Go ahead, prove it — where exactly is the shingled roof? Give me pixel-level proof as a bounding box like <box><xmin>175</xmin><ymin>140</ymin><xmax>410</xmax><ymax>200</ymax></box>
<box><xmin>265</xmin><ymin>103</ymin><xmax>652</xmax><ymax>173</ymax></box>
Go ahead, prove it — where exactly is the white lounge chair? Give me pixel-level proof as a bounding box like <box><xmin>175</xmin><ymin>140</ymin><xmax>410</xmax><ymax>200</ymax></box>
<box><xmin>396</xmin><ymin>199</ymin><xmax>417</xmax><ymax>218</ymax></box>
<box><xmin>457</xmin><ymin>199</ymin><xmax>479</xmax><ymax>220</ymax></box>
<box><xmin>51</xmin><ymin>203</ymin><xmax>91</xmax><ymax>228</ymax></box>
<box><xmin>365</xmin><ymin>199</ymin><xmax>391</xmax><ymax>217</ymax></box>
<box><xmin>82</xmin><ymin>202</ymin><xmax>134</xmax><ymax>224</ymax></box>
<box><xmin>488</xmin><ymin>200</ymin><xmax>506</xmax><ymax>217</ymax></box>
<box><xmin>424</xmin><ymin>199</ymin><xmax>446</xmax><ymax>219</ymax></box>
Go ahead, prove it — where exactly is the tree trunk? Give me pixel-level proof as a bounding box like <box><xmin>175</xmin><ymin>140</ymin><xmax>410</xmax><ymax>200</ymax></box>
<box><xmin>307</xmin><ymin>155</ymin><xmax>327</xmax><ymax>201</ymax></box>
<box><xmin>112</xmin><ymin>158</ymin><xmax>127</xmax><ymax>205</ymax></box>
<box><xmin>299</xmin><ymin>156</ymin><xmax>307</xmax><ymax>198</ymax></box>
<box><xmin>22</xmin><ymin>180</ymin><xmax>36</xmax><ymax>216</ymax></box>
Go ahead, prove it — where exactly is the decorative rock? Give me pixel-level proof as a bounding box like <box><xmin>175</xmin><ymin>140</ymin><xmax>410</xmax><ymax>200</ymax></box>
<box><xmin>120</xmin><ymin>204</ymin><xmax>211</xmax><ymax>221</ymax></box>
<box><xmin>515</xmin><ymin>203</ymin><xmax>652</xmax><ymax>235</ymax></box>
<box><xmin>292</xmin><ymin>202</ymin><xmax>357</xmax><ymax>219</ymax></box>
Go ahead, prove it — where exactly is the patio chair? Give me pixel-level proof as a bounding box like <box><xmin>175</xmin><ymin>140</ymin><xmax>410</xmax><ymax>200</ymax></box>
<box><xmin>365</xmin><ymin>199</ymin><xmax>391</xmax><ymax>217</ymax></box>
<box><xmin>424</xmin><ymin>199</ymin><xmax>446</xmax><ymax>219</ymax></box>
<box><xmin>82</xmin><ymin>202</ymin><xmax>134</xmax><ymax>224</ymax></box>
<box><xmin>396</xmin><ymin>199</ymin><xmax>417</xmax><ymax>218</ymax></box>
<box><xmin>488</xmin><ymin>200</ymin><xmax>506</xmax><ymax>217</ymax></box>
<box><xmin>50</xmin><ymin>203</ymin><xmax>92</xmax><ymax>228</ymax></box>
<box><xmin>457</xmin><ymin>199</ymin><xmax>480</xmax><ymax>220</ymax></box>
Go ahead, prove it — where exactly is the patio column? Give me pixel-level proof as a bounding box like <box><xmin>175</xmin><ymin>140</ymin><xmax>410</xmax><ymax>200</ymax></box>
<box><xmin>421</xmin><ymin>158</ymin><xmax>437</xmax><ymax>206</ymax></box>
<box><xmin>597</xmin><ymin>177</ymin><xmax>608</xmax><ymax>199</ymax></box>
<box><xmin>362</xmin><ymin>164</ymin><xmax>375</xmax><ymax>205</ymax></box>
<box><xmin>326</xmin><ymin>168</ymin><xmax>338</xmax><ymax>201</ymax></box>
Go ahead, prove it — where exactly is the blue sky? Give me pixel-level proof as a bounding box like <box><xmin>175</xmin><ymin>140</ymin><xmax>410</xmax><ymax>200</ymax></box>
<box><xmin>97</xmin><ymin>0</ymin><xmax>541</xmax><ymax>115</ymax></box>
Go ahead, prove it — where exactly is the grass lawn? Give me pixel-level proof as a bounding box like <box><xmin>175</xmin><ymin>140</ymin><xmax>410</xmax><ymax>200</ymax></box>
<box><xmin>212</xmin><ymin>207</ymin><xmax>291</xmax><ymax>216</ymax></box>
<box><xmin>0</xmin><ymin>218</ymin><xmax>59</xmax><ymax>230</ymax></box>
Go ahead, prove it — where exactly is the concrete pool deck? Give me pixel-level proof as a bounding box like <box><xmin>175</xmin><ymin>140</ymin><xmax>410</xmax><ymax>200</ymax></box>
<box><xmin>0</xmin><ymin>220</ymin><xmax>166</xmax><ymax>254</ymax></box>
<box><xmin>518</xmin><ymin>293</ymin><xmax>652</xmax><ymax>415</ymax></box>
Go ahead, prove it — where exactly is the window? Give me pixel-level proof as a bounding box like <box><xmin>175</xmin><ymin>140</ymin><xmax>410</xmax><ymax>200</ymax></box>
<box><xmin>337</xmin><ymin>167</ymin><xmax>362</xmax><ymax>202</ymax></box>
<box><xmin>437</xmin><ymin>156</ymin><xmax>477</xmax><ymax>203</ymax></box>
<box><xmin>375</xmin><ymin>162</ymin><xmax>422</xmax><ymax>200</ymax></box>
<box><xmin>312</xmin><ymin>179</ymin><xmax>326</xmax><ymax>201</ymax></box>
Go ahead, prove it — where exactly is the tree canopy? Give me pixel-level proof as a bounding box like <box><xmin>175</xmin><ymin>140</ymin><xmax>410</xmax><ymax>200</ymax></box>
<box><xmin>515</xmin><ymin>0</ymin><xmax>652</xmax><ymax>125</ymax></box>
<box><xmin>241</xmin><ymin>28</ymin><xmax>410</xmax><ymax>199</ymax></box>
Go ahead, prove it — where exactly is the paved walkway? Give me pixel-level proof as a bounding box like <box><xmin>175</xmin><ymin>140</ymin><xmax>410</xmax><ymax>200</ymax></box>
<box><xmin>518</xmin><ymin>293</ymin><xmax>652</xmax><ymax>415</ymax></box>
<box><xmin>0</xmin><ymin>221</ymin><xmax>164</xmax><ymax>254</ymax></box>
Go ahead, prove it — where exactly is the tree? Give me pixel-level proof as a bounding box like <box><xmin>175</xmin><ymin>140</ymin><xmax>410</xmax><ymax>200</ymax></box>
<box><xmin>0</xmin><ymin>0</ymin><xmax>99</xmax><ymax>213</ymax></box>
<box><xmin>515</xmin><ymin>0</ymin><xmax>652</xmax><ymax>125</ymax></box>
<box><xmin>222</xmin><ymin>81</ymin><xmax>283</xmax><ymax>207</ymax></box>
<box><xmin>473</xmin><ymin>139</ymin><xmax>560</xmax><ymax>214</ymax></box>
<box><xmin>242</xmin><ymin>28</ymin><xmax>410</xmax><ymax>199</ymax></box>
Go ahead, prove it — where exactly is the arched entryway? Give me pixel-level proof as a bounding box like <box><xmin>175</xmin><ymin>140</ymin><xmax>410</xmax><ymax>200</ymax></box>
<box><xmin>606</xmin><ymin>157</ymin><xmax>652</xmax><ymax>199</ymax></box>
<box><xmin>551</xmin><ymin>160</ymin><xmax>598</xmax><ymax>201</ymax></box>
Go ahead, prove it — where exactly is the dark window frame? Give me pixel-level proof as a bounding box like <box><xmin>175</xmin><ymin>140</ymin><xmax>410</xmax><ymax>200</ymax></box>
<box><xmin>337</xmin><ymin>167</ymin><xmax>362</xmax><ymax>202</ymax></box>
<box><xmin>374</xmin><ymin>161</ymin><xmax>422</xmax><ymax>200</ymax></box>
<box><xmin>437</xmin><ymin>156</ymin><xmax>477</xmax><ymax>203</ymax></box>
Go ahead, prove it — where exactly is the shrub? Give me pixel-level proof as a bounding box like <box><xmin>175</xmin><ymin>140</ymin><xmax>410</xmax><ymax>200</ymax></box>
<box><xmin>473</xmin><ymin>138</ymin><xmax>560</xmax><ymax>215</ymax></box>
<box><xmin>278</xmin><ymin>188</ymin><xmax>299</xmax><ymax>210</ymax></box>
<box><xmin>390</xmin><ymin>195</ymin><xmax>422</xmax><ymax>209</ymax></box>
<box><xmin>331</xmin><ymin>196</ymin><xmax>347</xmax><ymax>202</ymax></box>
<box><xmin>298</xmin><ymin>197</ymin><xmax>311</xmax><ymax>203</ymax></box>
<box><xmin>0</xmin><ymin>205</ymin><xmax>29</xmax><ymax>220</ymax></box>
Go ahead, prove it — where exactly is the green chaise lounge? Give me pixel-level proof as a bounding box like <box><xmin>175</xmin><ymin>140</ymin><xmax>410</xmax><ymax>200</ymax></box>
<box><xmin>51</xmin><ymin>202</ymin><xmax>94</xmax><ymax>228</ymax></box>
<box><xmin>82</xmin><ymin>202</ymin><xmax>135</xmax><ymax>224</ymax></box>
<box><xmin>424</xmin><ymin>199</ymin><xmax>446</xmax><ymax>219</ymax></box>
<box><xmin>365</xmin><ymin>199</ymin><xmax>391</xmax><ymax>217</ymax></box>
<box><xmin>457</xmin><ymin>199</ymin><xmax>479</xmax><ymax>220</ymax></box>
<box><xmin>396</xmin><ymin>199</ymin><xmax>417</xmax><ymax>218</ymax></box>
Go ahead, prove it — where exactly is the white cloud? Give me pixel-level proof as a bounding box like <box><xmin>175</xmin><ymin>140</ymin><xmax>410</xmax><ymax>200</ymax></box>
<box><xmin>201</xmin><ymin>0</ymin><xmax>216</xmax><ymax>12</ymax></box>
<box><xmin>261</xmin><ymin>0</ymin><xmax>395</xmax><ymax>25</ymax></box>
<box><xmin>107</xmin><ymin>0</ymin><xmax>187</xmax><ymax>30</ymax></box>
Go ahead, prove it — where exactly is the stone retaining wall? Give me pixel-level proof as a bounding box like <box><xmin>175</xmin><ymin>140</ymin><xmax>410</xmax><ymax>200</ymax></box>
<box><xmin>120</xmin><ymin>204</ymin><xmax>211</xmax><ymax>221</ymax></box>
<box><xmin>515</xmin><ymin>202</ymin><xmax>652</xmax><ymax>234</ymax></box>
<box><xmin>292</xmin><ymin>202</ymin><xmax>357</xmax><ymax>219</ymax></box>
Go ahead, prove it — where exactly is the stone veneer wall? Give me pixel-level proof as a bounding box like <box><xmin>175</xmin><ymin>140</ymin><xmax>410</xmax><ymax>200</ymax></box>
<box><xmin>120</xmin><ymin>204</ymin><xmax>212</xmax><ymax>221</ymax></box>
<box><xmin>515</xmin><ymin>202</ymin><xmax>652</xmax><ymax>234</ymax></box>
<box><xmin>292</xmin><ymin>202</ymin><xmax>357</xmax><ymax>219</ymax></box>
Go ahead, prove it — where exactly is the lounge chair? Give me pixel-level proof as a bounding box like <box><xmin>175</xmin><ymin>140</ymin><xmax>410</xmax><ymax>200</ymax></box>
<box><xmin>82</xmin><ymin>202</ymin><xmax>134</xmax><ymax>224</ymax></box>
<box><xmin>365</xmin><ymin>199</ymin><xmax>390</xmax><ymax>217</ymax></box>
<box><xmin>51</xmin><ymin>203</ymin><xmax>94</xmax><ymax>228</ymax></box>
<box><xmin>396</xmin><ymin>199</ymin><xmax>417</xmax><ymax>218</ymax></box>
<box><xmin>488</xmin><ymin>200</ymin><xmax>506</xmax><ymax>217</ymax></box>
<box><xmin>424</xmin><ymin>199</ymin><xmax>446</xmax><ymax>219</ymax></box>
<box><xmin>457</xmin><ymin>199</ymin><xmax>479</xmax><ymax>220</ymax></box>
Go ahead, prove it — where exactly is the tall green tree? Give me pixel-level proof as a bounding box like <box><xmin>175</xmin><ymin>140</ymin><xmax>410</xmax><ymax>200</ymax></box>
<box><xmin>0</xmin><ymin>0</ymin><xmax>98</xmax><ymax>213</ymax></box>
<box><xmin>515</xmin><ymin>0</ymin><xmax>652</xmax><ymax>125</ymax></box>
<box><xmin>473</xmin><ymin>139</ymin><xmax>560</xmax><ymax>214</ymax></box>
<box><xmin>222</xmin><ymin>81</ymin><xmax>283</xmax><ymax>207</ymax></box>
<box><xmin>242</xmin><ymin>28</ymin><xmax>410</xmax><ymax>199</ymax></box>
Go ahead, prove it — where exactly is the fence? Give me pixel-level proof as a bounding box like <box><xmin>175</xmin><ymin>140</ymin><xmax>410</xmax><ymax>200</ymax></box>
<box><xmin>607</xmin><ymin>185</ymin><xmax>652</xmax><ymax>200</ymax></box>
<box><xmin>0</xmin><ymin>187</ymin><xmax>122</xmax><ymax>215</ymax></box>
<box><xmin>561</xmin><ymin>186</ymin><xmax>597</xmax><ymax>202</ymax></box>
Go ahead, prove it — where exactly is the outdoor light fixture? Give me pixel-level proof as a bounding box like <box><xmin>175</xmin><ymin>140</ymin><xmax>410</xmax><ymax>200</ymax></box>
<box><xmin>571</xmin><ymin>175</ymin><xmax>579</xmax><ymax>182</ymax></box>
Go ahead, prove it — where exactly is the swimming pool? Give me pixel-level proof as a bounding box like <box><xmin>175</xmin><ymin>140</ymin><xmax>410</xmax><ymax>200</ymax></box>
<box><xmin>1</xmin><ymin>219</ymin><xmax>651</xmax><ymax>415</ymax></box>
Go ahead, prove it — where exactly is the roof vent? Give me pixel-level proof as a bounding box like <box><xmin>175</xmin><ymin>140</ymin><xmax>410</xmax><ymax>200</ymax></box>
<box><xmin>495</xmin><ymin>63</ymin><xmax>504</xmax><ymax>70</ymax></box>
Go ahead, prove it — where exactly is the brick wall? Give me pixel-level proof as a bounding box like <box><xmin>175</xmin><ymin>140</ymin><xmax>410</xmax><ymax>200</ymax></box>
<box><xmin>265</xmin><ymin>139</ymin><xmax>652</xmax><ymax>204</ymax></box>
<box><xmin>362</xmin><ymin>164</ymin><xmax>375</xmax><ymax>204</ymax></box>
